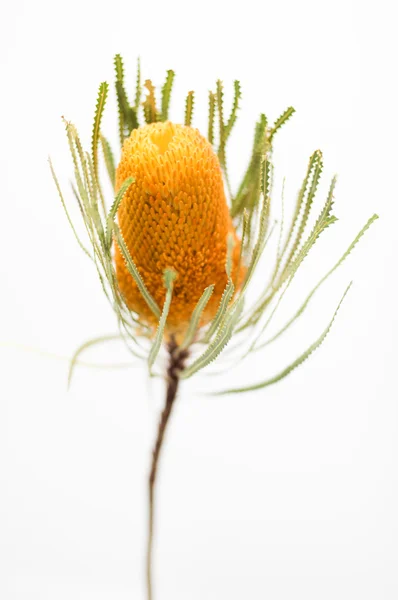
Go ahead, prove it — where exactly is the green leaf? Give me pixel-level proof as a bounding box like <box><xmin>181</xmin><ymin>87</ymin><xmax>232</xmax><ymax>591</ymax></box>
<box><xmin>148</xmin><ymin>269</ymin><xmax>177</xmax><ymax>372</ymax></box>
<box><xmin>208</xmin><ymin>91</ymin><xmax>216</xmax><ymax>144</ymax></box>
<box><xmin>215</xmin><ymin>282</ymin><xmax>352</xmax><ymax>395</ymax></box>
<box><xmin>203</xmin><ymin>279</ymin><xmax>235</xmax><ymax>343</ymax></box>
<box><xmin>184</xmin><ymin>90</ymin><xmax>194</xmax><ymax>126</ymax></box>
<box><xmin>49</xmin><ymin>158</ymin><xmax>93</xmax><ymax>260</ymax></box>
<box><xmin>216</xmin><ymin>79</ymin><xmax>225</xmax><ymax>152</ymax></box>
<box><xmin>113</xmin><ymin>223</ymin><xmax>161</xmax><ymax>319</ymax></box>
<box><xmin>100</xmin><ymin>134</ymin><xmax>116</xmax><ymax>188</ymax></box>
<box><xmin>68</xmin><ymin>334</ymin><xmax>122</xmax><ymax>389</ymax></box>
<box><xmin>269</xmin><ymin>106</ymin><xmax>295</xmax><ymax>142</ymax></box>
<box><xmin>161</xmin><ymin>70</ymin><xmax>175</xmax><ymax>121</ymax></box>
<box><xmin>181</xmin><ymin>296</ymin><xmax>244</xmax><ymax>379</ymax></box>
<box><xmin>257</xmin><ymin>214</ymin><xmax>379</xmax><ymax>349</ymax></box>
<box><xmin>134</xmin><ymin>56</ymin><xmax>142</xmax><ymax>113</ymax></box>
<box><xmin>180</xmin><ymin>284</ymin><xmax>215</xmax><ymax>350</ymax></box>
<box><xmin>91</xmin><ymin>82</ymin><xmax>109</xmax><ymax>183</ymax></box>
<box><xmin>105</xmin><ymin>176</ymin><xmax>134</xmax><ymax>249</ymax></box>
<box><xmin>114</xmin><ymin>54</ymin><xmax>138</xmax><ymax>144</ymax></box>
<box><xmin>277</xmin><ymin>151</ymin><xmax>320</xmax><ymax>269</ymax></box>
<box><xmin>224</xmin><ymin>80</ymin><xmax>241</xmax><ymax>142</ymax></box>
<box><xmin>231</xmin><ymin>114</ymin><xmax>267</xmax><ymax>218</ymax></box>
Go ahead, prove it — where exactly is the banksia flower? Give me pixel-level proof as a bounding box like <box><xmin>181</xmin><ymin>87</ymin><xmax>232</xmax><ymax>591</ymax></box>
<box><xmin>50</xmin><ymin>55</ymin><xmax>377</xmax><ymax>600</ymax></box>
<box><xmin>115</xmin><ymin>121</ymin><xmax>243</xmax><ymax>337</ymax></box>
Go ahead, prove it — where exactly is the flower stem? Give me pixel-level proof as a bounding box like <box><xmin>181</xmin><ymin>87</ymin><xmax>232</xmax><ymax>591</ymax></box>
<box><xmin>146</xmin><ymin>338</ymin><xmax>188</xmax><ymax>600</ymax></box>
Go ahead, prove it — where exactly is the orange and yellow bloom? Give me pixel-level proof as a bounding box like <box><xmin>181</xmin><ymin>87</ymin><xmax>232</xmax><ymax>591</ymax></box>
<box><xmin>115</xmin><ymin>121</ymin><xmax>243</xmax><ymax>335</ymax></box>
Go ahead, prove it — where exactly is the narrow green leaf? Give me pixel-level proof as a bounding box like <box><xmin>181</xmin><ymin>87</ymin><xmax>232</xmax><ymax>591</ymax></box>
<box><xmin>105</xmin><ymin>177</ymin><xmax>134</xmax><ymax>249</ymax></box>
<box><xmin>113</xmin><ymin>223</ymin><xmax>161</xmax><ymax>319</ymax></box>
<box><xmin>269</xmin><ymin>106</ymin><xmax>295</xmax><ymax>142</ymax></box>
<box><xmin>257</xmin><ymin>214</ymin><xmax>379</xmax><ymax>349</ymax></box>
<box><xmin>91</xmin><ymin>82</ymin><xmax>109</xmax><ymax>182</ymax></box>
<box><xmin>181</xmin><ymin>296</ymin><xmax>244</xmax><ymax>379</ymax></box>
<box><xmin>203</xmin><ymin>279</ymin><xmax>235</xmax><ymax>343</ymax></box>
<box><xmin>68</xmin><ymin>334</ymin><xmax>122</xmax><ymax>389</ymax></box>
<box><xmin>49</xmin><ymin>158</ymin><xmax>92</xmax><ymax>260</ymax></box>
<box><xmin>215</xmin><ymin>282</ymin><xmax>352</xmax><ymax>395</ymax></box>
<box><xmin>161</xmin><ymin>70</ymin><xmax>175</xmax><ymax>121</ymax></box>
<box><xmin>100</xmin><ymin>134</ymin><xmax>116</xmax><ymax>188</ymax></box>
<box><xmin>231</xmin><ymin>114</ymin><xmax>267</xmax><ymax>218</ymax></box>
<box><xmin>184</xmin><ymin>90</ymin><xmax>194</xmax><ymax>126</ymax></box>
<box><xmin>224</xmin><ymin>80</ymin><xmax>241</xmax><ymax>142</ymax></box>
<box><xmin>114</xmin><ymin>54</ymin><xmax>138</xmax><ymax>143</ymax></box>
<box><xmin>180</xmin><ymin>284</ymin><xmax>215</xmax><ymax>350</ymax></box>
<box><xmin>208</xmin><ymin>91</ymin><xmax>216</xmax><ymax>144</ymax></box>
<box><xmin>148</xmin><ymin>269</ymin><xmax>177</xmax><ymax>372</ymax></box>
<box><xmin>216</xmin><ymin>79</ymin><xmax>225</xmax><ymax>151</ymax></box>
<box><xmin>134</xmin><ymin>56</ymin><xmax>141</xmax><ymax>113</ymax></box>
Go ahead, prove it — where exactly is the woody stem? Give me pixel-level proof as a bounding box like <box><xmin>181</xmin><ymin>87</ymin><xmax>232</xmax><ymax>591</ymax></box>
<box><xmin>146</xmin><ymin>339</ymin><xmax>188</xmax><ymax>600</ymax></box>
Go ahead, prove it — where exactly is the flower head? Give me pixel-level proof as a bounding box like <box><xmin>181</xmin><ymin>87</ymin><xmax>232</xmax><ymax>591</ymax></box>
<box><xmin>115</xmin><ymin>121</ymin><xmax>243</xmax><ymax>336</ymax></box>
<box><xmin>51</xmin><ymin>54</ymin><xmax>377</xmax><ymax>390</ymax></box>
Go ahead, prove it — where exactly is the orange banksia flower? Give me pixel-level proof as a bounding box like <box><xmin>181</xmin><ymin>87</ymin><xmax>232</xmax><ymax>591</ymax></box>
<box><xmin>51</xmin><ymin>54</ymin><xmax>377</xmax><ymax>600</ymax></box>
<box><xmin>115</xmin><ymin>121</ymin><xmax>243</xmax><ymax>335</ymax></box>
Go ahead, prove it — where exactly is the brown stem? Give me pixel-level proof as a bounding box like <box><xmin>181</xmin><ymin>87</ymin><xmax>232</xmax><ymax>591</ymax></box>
<box><xmin>146</xmin><ymin>338</ymin><xmax>188</xmax><ymax>600</ymax></box>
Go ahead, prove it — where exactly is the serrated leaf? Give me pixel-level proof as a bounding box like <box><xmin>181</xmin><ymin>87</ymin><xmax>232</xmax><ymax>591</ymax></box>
<box><xmin>134</xmin><ymin>56</ymin><xmax>141</xmax><ymax>113</ymax></box>
<box><xmin>100</xmin><ymin>134</ymin><xmax>116</xmax><ymax>188</ymax></box>
<box><xmin>231</xmin><ymin>114</ymin><xmax>267</xmax><ymax>218</ymax></box>
<box><xmin>181</xmin><ymin>296</ymin><xmax>244</xmax><ymax>379</ymax></box>
<box><xmin>91</xmin><ymin>82</ymin><xmax>109</xmax><ymax>183</ymax></box>
<box><xmin>114</xmin><ymin>54</ymin><xmax>138</xmax><ymax>144</ymax></box>
<box><xmin>224</xmin><ymin>80</ymin><xmax>241</xmax><ymax>142</ymax></box>
<box><xmin>256</xmin><ymin>213</ymin><xmax>379</xmax><ymax>350</ymax></box>
<box><xmin>113</xmin><ymin>223</ymin><xmax>161</xmax><ymax>319</ymax></box>
<box><xmin>148</xmin><ymin>269</ymin><xmax>177</xmax><ymax>372</ymax></box>
<box><xmin>180</xmin><ymin>284</ymin><xmax>215</xmax><ymax>350</ymax></box>
<box><xmin>161</xmin><ymin>70</ymin><xmax>175</xmax><ymax>121</ymax></box>
<box><xmin>215</xmin><ymin>283</ymin><xmax>352</xmax><ymax>394</ymax></box>
<box><xmin>105</xmin><ymin>176</ymin><xmax>134</xmax><ymax>249</ymax></box>
<box><xmin>269</xmin><ymin>106</ymin><xmax>295</xmax><ymax>142</ymax></box>
<box><xmin>49</xmin><ymin>158</ymin><xmax>93</xmax><ymax>260</ymax></box>
<box><xmin>208</xmin><ymin>91</ymin><xmax>216</xmax><ymax>144</ymax></box>
<box><xmin>184</xmin><ymin>90</ymin><xmax>194</xmax><ymax>126</ymax></box>
<box><xmin>203</xmin><ymin>279</ymin><xmax>235</xmax><ymax>343</ymax></box>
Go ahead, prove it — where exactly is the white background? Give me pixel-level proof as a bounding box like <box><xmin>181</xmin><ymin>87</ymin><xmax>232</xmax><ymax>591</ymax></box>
<box><xmin>1</xmin><ymin>0</ymin><xmax>397</xmax><ymax>598</ymax></box>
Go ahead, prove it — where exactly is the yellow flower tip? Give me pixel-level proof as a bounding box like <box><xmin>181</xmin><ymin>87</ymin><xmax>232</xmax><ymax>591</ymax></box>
<box><xmin>114</xmin><ymin>121</ymin><xmax>245</xmax><ymax>335</ymax></box>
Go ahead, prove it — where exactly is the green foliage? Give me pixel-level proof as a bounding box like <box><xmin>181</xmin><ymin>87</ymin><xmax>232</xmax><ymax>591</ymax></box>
<box><xmin>92</xmin><ymin>82</ymin><xmax>109</xmax><ymax>183</ymax></box>
<box><xmin>100</xmin><ymin>134</ymin><xmax>116</xmax><ymax>188</ymax></box>
<box><xmin>114</xmin><ymin>54</ymin><xmax>139</xmax><ymax>145</ymax></box>
<box><xmin>215</xmin><ymin>283</ymin><xmax>352</xmax><ymax>394</ymax></box>
<box><xmin>180</xmin><ymin>285</ymin><xmax>215</xmax><ymax>350</ymax></box>
<box><xmin>68</xmin><ymin>334</ymin><xmax>123</xmax><ymax>389</ymax></box>
<box><xmin>161</xmin><ymin>70</ymin><xmax>175</xmax><ymax>121</ymax></box>
<box><xmin>208</xmin><ymin>91</ymin><xmax>216</xmax><ymax>145</ymax></box>
<box><xmin>184</xmin><ymin>91</ymin><xmax>195</xmax><ymax>126</ymax></box>
<box><xmin>203</xmin><ymin>279</ymin><xmax>235</xmax><ymax>343</ymax></box>
<box><xmin>148</xmin><ymin>269</ymin><xmax>177</xmax><ymax>373</ymax></box>
<box><xmin>113</xmin><ymin>223</ymin><xmax>161</xmax><ymax>319</ymax></box>
<box><xmin>134</xmin><ymin>57</ymin><xmax>142</xmax><ymax>113</ymax></box>
<box><xmin>269</xmin><ymin>106</ymin><xmax>295</xmax><ymax>143</ymax></box>
<box><xmin>231</xmin><ymin>113</ymin><xmax>267</xmax><ymax>220</ymax></box>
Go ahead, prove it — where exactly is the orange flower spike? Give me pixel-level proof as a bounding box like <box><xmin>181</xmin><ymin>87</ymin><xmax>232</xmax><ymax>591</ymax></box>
<box><xmin>115</xmin><ymin>121</ymin><xmax>244</xmax><ymax>335</ymax></box>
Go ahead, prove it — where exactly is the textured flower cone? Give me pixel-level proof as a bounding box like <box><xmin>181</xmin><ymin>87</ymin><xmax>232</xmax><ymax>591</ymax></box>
<box><xmin>115</xmin><ymin>121</ymin><xmax>244</xmax><ymax>337</ymax></box>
